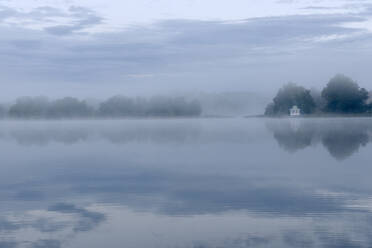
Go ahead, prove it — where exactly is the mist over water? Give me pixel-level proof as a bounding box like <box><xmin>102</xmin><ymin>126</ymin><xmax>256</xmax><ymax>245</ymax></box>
<box><xmin>3</xmin><ymin>0</ymin><xmax>372</xmax><ymax>247</ymax></box>
<box><xmin>0</xmin><ymin>118</ymin><xmax>371</xmax><ymax>247</ymax></box>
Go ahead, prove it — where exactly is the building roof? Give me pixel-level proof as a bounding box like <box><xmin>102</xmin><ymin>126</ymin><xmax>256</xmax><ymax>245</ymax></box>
<box><xmin>291</xmin><ymin>105</ymin><xmax>300</xmax><ymax>110</ymax></box>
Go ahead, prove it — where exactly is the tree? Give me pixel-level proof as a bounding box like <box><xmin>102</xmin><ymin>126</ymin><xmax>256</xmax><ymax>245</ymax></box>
<box><xmin>321</xmin><ymin>74</ymin><xmax>369</xmax><ymax>113</ymax></box>
<box><xmin>0</xmin><ymin>104</ymin><xmax>7</xmax><ymax>119</ymax></box>
<box><xmin>264</xmin><ymin>102</ymin><xmax>275</xmax><ymax>116</ymax></box>
<box><xmin>47</xmin><ymin>97</ymin><xmax>93</xmax><ymax>118</ymax></box>
<box><xmin>99</xmin><ymin>96</ymin><xmax>137</xmax><ymax>117</ymax></box>
<box><xmin>99</xmin><ymin>95</ymin><xmax>202</xmax><ymax>117</ymax></box>
<box><xmin>265</xmin><ymin>83</ymin><xmax>316</xmax><ymax>115</ymax></box>
<box><xmin>9</xmin><ymin>96</ymin><xmax>49</xmax><ymax>118</ymax></box>
<box><xmin>147</xmin><ymin>97</ymin><xmax>202</xmax><ymax>117</ymax></box>
<box><xmin>310</xmin><ymin>87</ymin><xmax>325</xmax><ymax>111</ymax></box>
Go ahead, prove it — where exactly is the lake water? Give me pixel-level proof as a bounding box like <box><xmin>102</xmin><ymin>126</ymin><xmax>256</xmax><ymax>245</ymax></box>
<box><xmin>0</xmin><ymin>118</ymin><xmax>371</xmax><ymax>248</ymax></box>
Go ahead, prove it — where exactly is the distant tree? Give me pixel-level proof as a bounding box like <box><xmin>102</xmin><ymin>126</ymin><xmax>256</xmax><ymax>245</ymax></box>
<box><xmin>47</xmin><ymin>97</ymin><xmax>93</xmax><ymax>118</ymax></box>
<box><xmin>367</xmin><ymin>91</ymin><xmax>372</xmax><ymax>113</ymax></box>
<box><xmin>99</xmin><ymin>96</ymin><xmax>137</xmax><ymax>117</ymax></box>
<box><xmin>310</xmin><ymin>87</ymin><xmax>325</xmax><ymax>112</ymax></box>
<box><xmin>265</xmin><ymin>83</ymin><xmax>316</xmax><ymax>115</ymax></box>
<box><xmin>0</xmin><ymin>104</ymin><xmax>7</xmax><ymax>119</ymax></box>
<box><xmin>99</xmin><ymin>95</ymin><xmax>201</xmax><ymax>118</ymax></box>
<box><xmin>264</xmin><ymin>102</ymin><xmax>275</xmax><ymax>116</ymax></box>
<box><xmin>9</xmin><ymin>96</ymin><xmax>49</xmax><ymax>118</ymax></box>
<box><xmin>147</xmin><ymin>97</ymin><xmax>202</xmax><ymax>117</ymax></box>
<box><xmin>321</xmin><ymin>74</ymin><xmax>369</xmax><ymax>113</ymax></box>
<box><xmin>6</xmin><ymin>95</ymin><xmax>202</xmax><ymax>119</ymax></box>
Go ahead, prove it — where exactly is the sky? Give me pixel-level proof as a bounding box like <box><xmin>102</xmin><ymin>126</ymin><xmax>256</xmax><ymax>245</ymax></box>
<box><xmin>1</xmin><ymin>0</ymin><xmax>372</xmax><ymax>99</ymax></box>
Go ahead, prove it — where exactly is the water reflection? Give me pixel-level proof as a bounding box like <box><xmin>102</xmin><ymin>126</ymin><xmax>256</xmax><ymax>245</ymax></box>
<box><xmin>267</xmin><ymin>118</ymin><xmax>372</xmax><ymax>160</ymax></box>
<box><xmin>0</xmin><ymin>121</ymin><xmax>201</xmax><ymax>145</ymax></box>
<box><xmin>0</xmin><ymin>203</ymin><xmax>105</xmax><ymax>248</ymax></box>
<box><xmin>0</xmin><ymin>120</ymin><xmax>259</xmax><ymax>145</ymax></box>
<box><xmin>0</xmin><ymin>118</ymin><xmax>372</xmax><ymax>247</ymax></box>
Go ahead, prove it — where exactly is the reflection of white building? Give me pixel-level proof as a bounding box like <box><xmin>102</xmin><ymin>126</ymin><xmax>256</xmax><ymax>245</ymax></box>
<box><xmin>290</xmin><ymin>105</ymin><xmax>301</xmax><ymax>116</ymax></box>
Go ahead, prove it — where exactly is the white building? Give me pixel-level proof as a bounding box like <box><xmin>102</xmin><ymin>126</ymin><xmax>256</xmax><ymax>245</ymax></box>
<box><xmin>290</xmin><ymin>105</ymin><xmax>301</xmax><ymax>116</ymax></box>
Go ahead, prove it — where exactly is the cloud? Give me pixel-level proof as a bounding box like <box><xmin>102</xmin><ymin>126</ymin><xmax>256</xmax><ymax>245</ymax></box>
<box><xmin>0</xmin><ymin>13</ymin><xmax>367</xmax><ymax>79</ymax></box>
<box><xmin>31</xmin><ymin>240</ymin><xmax>61</xmax><ymax>248</ymax></box>
<box><xmin>0</xmin><ymin>218</ymin><xmax>20</xmax><ymax>232</ymax></box>
<box><xmin>48</xmin><ymin>203</ymin><xmax>105</xmax><ymax>231</ymax></box>
<box><xmin>0</xmin><ymin>242</ymin><xmax>17</xmax><ymax>248</ymax></box>
<box><xmin>10</xmin><ymin>39</ymin><xmax>42</xmax><ymax>49</ymax></box>
<box><xmin>1</xmin><ymin>2</ymin><xmax>372</xmax><ymax>97</ymax></box>
<box><xmin>301</xmin><ymin>6</ymin><xmax>336</xmax><ymax>10</ymax></box>
<box><xmin>44</xmin><ymin>6</ymin><xmax>103</xmax><ymax>36</ymax></box>
<box><xmin>0</xmin><ymin>5</ymin><xmax>16</xmax><ymax>21</ymax></box>
<box><xmin>0</xmin><ymin>4</ymin><xmax>103</xmax><ymax>35</ymax></box>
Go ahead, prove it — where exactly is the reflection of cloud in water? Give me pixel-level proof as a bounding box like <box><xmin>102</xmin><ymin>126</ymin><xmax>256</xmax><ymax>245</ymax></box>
<box><xmin>1</xmin><ymin>173</ymin><xmax>372</xmax><ymax>247</ymax></box>
<box><xmin>48</xmin><ymin>203</ymin><xmax>105</xmax><ymax>232</ymax></box>
<box><xmin>0</xmin><ymin>204</ymin><xmax>105</xmax><ymax>248</ymax></box>
<box><xmin>267</xmin><ymin>119</ymin><xmax>372</xmax><ymax>160</ymax></box>
<box><xmin>6</xmin><ymin>167</ymin><xmax>351</xmax><ymax>217</ymax></box>
<box><xmin>30</xmin><ymin>240</ymin><xmax>61</xmax><ymax>248</ymax></box>
<box><xmin>1</xmin><ymin>119</ymin><xmax>372</xmax><ymax>247</ymax></box>
<box><xmin>0</xmin><ymin>242</ymin><xmax>17</xmax><ymax>248</ymax></box>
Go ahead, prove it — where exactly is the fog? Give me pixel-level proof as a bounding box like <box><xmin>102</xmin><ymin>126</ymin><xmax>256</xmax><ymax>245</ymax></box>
<box><xmin>0</xmin><ymin>92</ymin><xmax>270</xmax><ymax>118</ymax></box>
<box><xmin>2</xmin><ymin>1</ymin><xmax>372</xmax><ymax>247</ymax></box>
<box><xmin>0</xmin><ymin>95</ymin><xmax>202</xmax><ymax>119</ymax></box>
<box><xmin>0</xmin><ymin>118</ymin><xmax>370</xmax><ymax>161</ymax></box>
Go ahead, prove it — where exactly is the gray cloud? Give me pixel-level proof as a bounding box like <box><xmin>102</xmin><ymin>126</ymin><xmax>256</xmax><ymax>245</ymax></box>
<box><xmin>0</xmin><ymin>4</ymin><xmax>103</xmax><ymax>36</ymax></box>
<box><xmin>44</xmin><ymin>6</ymin><xmax>103</xmax><ymax>35</ymax></box>
<box><xmin>301</xmin><ymin>6</ymin><xmax>337</xmax><ymax>10</ymax></box>
<box><xmin>31</xmin><ymin>240</ymin><xmax>61</xmax><ymax>248</ymax></box>
<box><xmin>0</xmin><ymin>218</ymin><xmax>20</xmax><ymax>232</ymax></box>
<box><xmin>48</xmin><ymin>203</ymin><xmax>105</xmax><ymax>231</ymax></box>
<box><xmin>0</xmin><ymin>6</ymin><xmax>16</xmax><ymax>21</ymax></box>
<box><xmin>1</xmin><ymin>3</ymin><xmax>372</xmax><ymax>98</ymax></box>
<box><xmin>0</xmin><ymin>242</ymin><xmax>17</xmax><ymax>248</ymax></box>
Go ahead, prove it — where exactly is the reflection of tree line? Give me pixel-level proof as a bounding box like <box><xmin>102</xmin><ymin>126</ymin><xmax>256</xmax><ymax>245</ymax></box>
<box><xmin>0</xmin><ymin>124</ymin><xmax>201</xmax><ymax>145</ymax></box>
<box><xmin>0</xmin><ymin>121</ymin><xmax>262</xmax><ymax>145</ymax></box>
<box><xmin>267</xmin><ymin>120</ymin><xmax>372</xmax><ymax>160</ymax></box>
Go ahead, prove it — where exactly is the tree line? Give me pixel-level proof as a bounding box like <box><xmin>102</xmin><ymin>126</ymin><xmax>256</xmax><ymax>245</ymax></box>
<box><xmin>265</xmin><ymin>74</ymin><xmax>372</xmax><ymax>116</ymax></box>
<box><xmin>0</xmin><ymin>96</ymin><xmax>202</xmax><ymax>119</ymax></box>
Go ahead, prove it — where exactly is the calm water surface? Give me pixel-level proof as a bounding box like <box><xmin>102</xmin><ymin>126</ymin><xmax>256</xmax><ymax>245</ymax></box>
<box><xmin>0</xmin><ymin>118</ymin><xmax>371</xmax><ymax>248</ymax></box>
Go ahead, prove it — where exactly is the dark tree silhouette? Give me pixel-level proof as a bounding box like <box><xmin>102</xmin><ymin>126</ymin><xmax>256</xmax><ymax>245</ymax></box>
<box><xmin>265</xmin><ymin>83</ymin><xmax>316</xmax><ymax>115</ymax></box>
<box><xmin>321</xmin><ymin>74</ymin><xmax>369</xmax><ymax>113</ymax></box>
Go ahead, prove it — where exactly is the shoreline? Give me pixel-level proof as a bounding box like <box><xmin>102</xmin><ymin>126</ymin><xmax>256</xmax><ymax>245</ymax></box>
<box><xmin>247</xmin><ymin>114</ymin><xmax>372</xmax><ymax>118</ymax></box>
<box><xmin>0</xmin><ymin>114</ymin><xmax>371</xmax><ymax>121</ymax></box>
